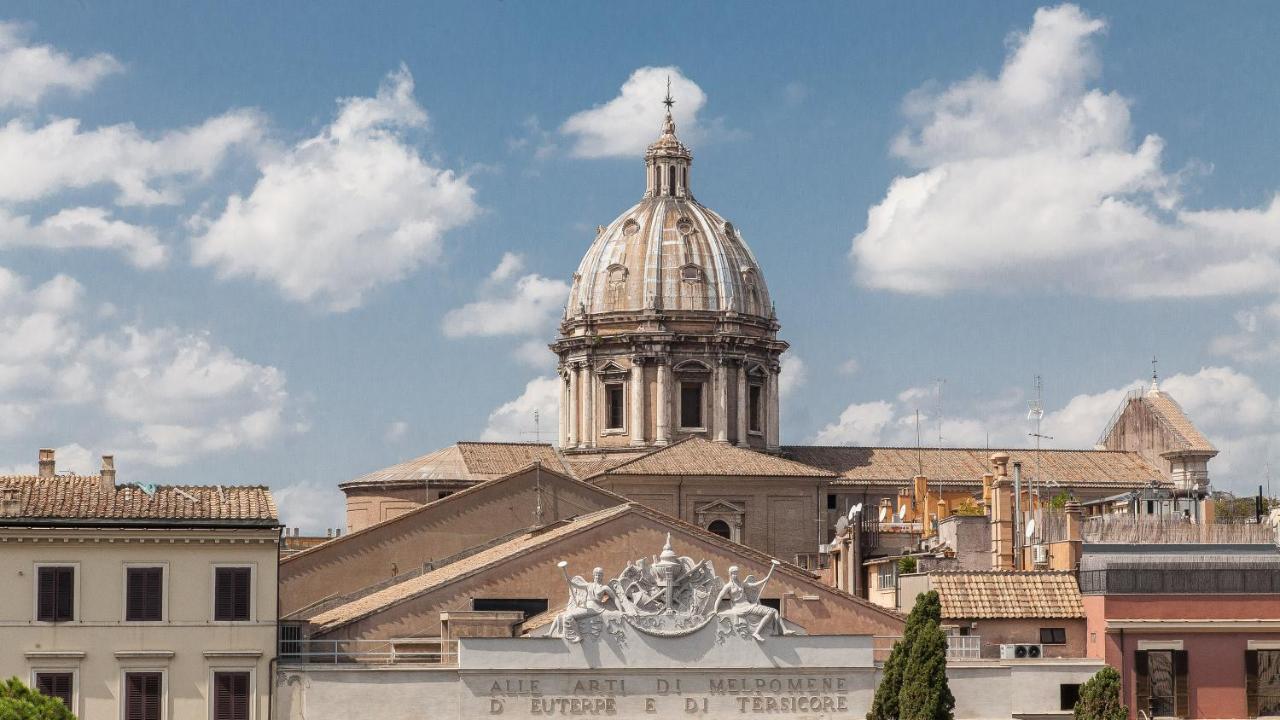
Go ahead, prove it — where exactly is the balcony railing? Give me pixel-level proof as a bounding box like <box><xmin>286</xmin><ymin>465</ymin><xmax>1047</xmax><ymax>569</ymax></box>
<box><xmin>873</xmin><ymin>635</ymin><xmax>982</xmax><ymax>663</ymax></box>
<box><xmin>794</xmin><ymin>552</ymin><xmax>830</xmax><ymax>571</ymax></box>
<box><xmin>279</xmin><ymin>638</ymin><xmax>458</xmax><ymax>666</ymax></box>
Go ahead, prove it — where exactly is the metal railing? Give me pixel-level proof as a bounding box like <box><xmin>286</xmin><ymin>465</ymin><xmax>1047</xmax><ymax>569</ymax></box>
<box><xmin>279</xmin><ymin>638</ymin><xmax>458</xmax><ymax>666</ymax></box>
<box><xmin>1082</xmin><ymin>514</ymin><xmax>1274</xmax><ymax>544</ymax></box>
<box><xmin>794</xmin><ymin>552</ymin><xmax>830</xmax><ymax>571</ymax></box>
<box><xmin>872</xmin><ymin>635</ymin><xmax>982</xmax><ymax>662</ymax></box>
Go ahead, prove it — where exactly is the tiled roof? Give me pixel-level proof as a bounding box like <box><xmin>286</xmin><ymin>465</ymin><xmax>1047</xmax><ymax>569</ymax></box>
<box><xmin>930</xmin><ymin>571</ymin><xmax>1084</xmax><ymax>619</ymax></box>
<box><xmin>562</xmin><ymin>452</ymin><xmax>646</xmax><ymax>479</ymax></box>
<box><xmin>0</xmin><ymin>476</ymin><xmax>277</xmax><ymax>526</ymax></box>
<box><xmin>590</xmin><ymin>436</ymin><xmax>835</xmax><ymax>479</ymax></box>
<box><xmin>1144</xmin><ymin>391</ymin><xmax>1216</xmax><ymax>453</ymax></box>
<box><xmin>784</xmin><ymin>446</ymin><xmax>1164</xmax><ymax>489</ymax></box>
<box><xmin>309</xmin><ymin>501</ymin><xmax>905</xmax><ymax>633</ymax></box>
<box><xmin>341</xmin><ymin>442</ymin><xmax>569</xmax><ymax>488</ymax></box>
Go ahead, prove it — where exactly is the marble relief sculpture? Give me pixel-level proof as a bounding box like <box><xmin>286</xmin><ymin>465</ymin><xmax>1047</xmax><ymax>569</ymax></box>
<box><xmin>549</xmin><ymin>535</ymin><xmax>795</xmax><ymax>643</ymax></box>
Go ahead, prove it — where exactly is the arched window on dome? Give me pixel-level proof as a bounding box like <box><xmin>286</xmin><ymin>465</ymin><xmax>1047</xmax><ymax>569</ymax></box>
<box><xmin>707</xmin><ymin>520</ymin><xmax>731</xmax><ymax>539</ymax></box>
<box><xmin>681</xmin><ymin>167</ymin><xmax>688</xmax><ymax>195</ymax></box>
<box><xmin>668</xmin><ymin>166</ymin><xmax>676</xmax><ymax>196</ymax></box>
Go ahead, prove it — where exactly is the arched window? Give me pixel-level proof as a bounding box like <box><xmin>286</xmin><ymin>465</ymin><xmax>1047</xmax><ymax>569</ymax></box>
<box><xmin>708</xmin><ymin>520</ymin><xmax>731</xmax><ymax>539</ymax></box>
<box><xmin>668</xmin><ymin>166</ymin><xmax>676</xmax><ymax>196</ymax></box>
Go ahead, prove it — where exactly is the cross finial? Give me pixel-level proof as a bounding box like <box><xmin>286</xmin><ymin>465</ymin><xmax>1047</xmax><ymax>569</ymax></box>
<box><xmin>1150</xmin><ymin>356</ymin><xmax>1159</xmax><ymax>392</ymax></box>
<box><xmin>663</xmin><ymin>76</ymin><xmax>674</xmax><ymax>112</ymax></box>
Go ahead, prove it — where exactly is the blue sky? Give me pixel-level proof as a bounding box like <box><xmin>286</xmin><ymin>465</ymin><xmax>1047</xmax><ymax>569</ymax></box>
<box><xmin>1</xmin><ymin>2</ymin><xmax>1278</xmax><ymax>529</ymax></box>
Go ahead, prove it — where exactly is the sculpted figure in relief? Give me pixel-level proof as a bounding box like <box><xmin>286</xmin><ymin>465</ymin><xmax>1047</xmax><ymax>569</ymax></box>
<box><xmin>552</xmin><ymin>562</ymin><xmax>615</xmax><ymax>643</ymax></box>
<box><xmin>715</xmin><ymin>560</ymin><xmax>789</xmax><ymax>641</ymax></box>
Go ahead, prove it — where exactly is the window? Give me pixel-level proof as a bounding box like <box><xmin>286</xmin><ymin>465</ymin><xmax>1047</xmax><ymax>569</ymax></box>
<box><xmin>1059</xmin><ymin>684</ymin><xmax>1081</xmax><ymax>711</ymax></box>
<box><xmin>213</xmin><ymin>671</ymin><xmax>250</xmax><ymax>720</ymax></box>
<box><xmin>681</xmin><ymin>265</ymin><xmax>702</xmax><ymax>282</ymax></box>
<box><xmin>279</xmin><ymin>623</ymin><xmax>304</xmax><ymax>660</ymax></box>
<box><xmin>1040</xmin><ymin>627</ymin><xmax>1067</xmax><ymax>645</ymax></box>
<box><xmin>472</xmin><ymin>598</ymin><xmax>549</xmax><ymax>618</ymax></box>
<box><xmin>36</xmin><ymin>566</ymin><xmax>74</xmax><ymax>622</ymax></box>
<box><xmin>437</xmin><ymin>491</ymin><xmax>454</xmax><ymax>500</ymax></box>
<box><xmin>605</xmin><ymin>383</ymin><xmax>625</xmax><ymax>430</ymax></box>
<box><xmin>748</xmin><ymin>384</ymin><xmax>762</xmax><ymax>432</ymax></box>
<box><xmin>214</xmin><ymin>567</ymin><xmax>252</xmax><ymax>621</ymax></box>
<box><xmin>1247</xmin><ymin>649</ymin><xmax>1280</xmax><ymax>718</ymax></box>
<box><xmin>877</xmin><ymin>563</ymin><xmax>896</xmax><ymax>589</ymax></box>
<box><xmin>827</xmin><ymin>494</ymin><xmax>838</xmax><ymax>511</ymax></box>
<box><xmin>760</xmin><ymin>598</ymin><xmax>781</xmax><ymax>612</ymax></box>
<box><xmin>126</xmin><ymin>567</ymin><xmax>164</xmax><ymax>622</ymax></box>
<box><xmin>708</xmin><ymin>520</ymin><xmax>731</xmax><ymax>539</ymax></box>
<box><xmin>35</xmin><ymin>672</ymin><xmax>72</xmax><ymax>707</ymax></box>
<box><xmin>124</xmin><ymin>672</ymin><xmax>162</xmax><ymax>720</ymax></box>
<box><xmin>1135</xmin><ymin>650</ymin><xmax>1188</xmax><ymax>718</ymax></box>
<box><xmin>680</xmin><ymin>382</ymin><xmax>703</xmax><ymax>428</ymax></box>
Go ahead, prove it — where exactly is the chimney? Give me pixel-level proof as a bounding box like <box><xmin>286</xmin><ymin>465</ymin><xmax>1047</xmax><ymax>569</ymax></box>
<box><xmin>981</xmin><ymin>473</ymin><xmax>994</xmax><ymax>510</ymax></box>
<box><xmin>0</xmin><ymin>487</ymin><xmax>19</xmax><ymax>516</ymax></box>
<box><xmin>38</xmin><ymin>448</ymin><xmax>55</xmax><ymax>478</ymax></box>
<box><xmin>990</xmin><ymin>476</ymin><xmax>1014</xmax><ymax>570</ymax></box>
<box><xmin>99</xmin><ymin>455</ymin><xmax>116</xmax><ymax>493</ymax></box>
<box><xmin>1065</xmin><ymin>501</ymin><xmax>1084</xmax><ymax>570</ymax></box>
<box><xmin>989</xmin><ymin>451</ymin><xmax>1010</xmax><ymax>478</ymax></box>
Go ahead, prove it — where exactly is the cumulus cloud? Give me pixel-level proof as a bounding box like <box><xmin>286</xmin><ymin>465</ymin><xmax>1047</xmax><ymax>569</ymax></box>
<box><xmin>812</xmin><ymin>366</ymin><xmax>1277</xmax><ymax>495</ymax></box>
<box><xmin>192</xmin><ymin>66</ymin><xmax>478</xmax><ymax>311</ymax></box>
<box><xmin>384</xmin><ymin>420</ymin><xmax>409</xmax><ymax>442</ymax></box>
<box><xmin>0</xmin><ymin>111</ymin><xmax>264</xmax><ymax>207</ymax></box>
<box><xmin>561</xmin><ymin>67</ymin><xmax>708</xmax><ymax>158</ymax></box>
<box><xmin>481</xmin><ymin>376</ymin><xmax>560</xmax><ymax>442</ymax></box>
<box><xmin>0</xmin><ymin>21</ymin><xmax>121</xmax><ymax>108</ymax></box>
<box><xmin>442</xmin><ymin>252</ymin><xmax>568</xmax><ymax>350</ymax></box>
<box><xmin>0</xmin><ymin>206</ymin><xmax>165</xmax><ymax>267</ymax></box>
<box><xmin>851</xmin><ymin>4</ymin><xmax>1280</xmax><ymax>298</ymax></box>
<box><xmin>1209</xmin><ymin>302</ymin><xmax>1280</xmax><ymax>365</ymax></box>
<box><xmin>0</xmin><ymin>265</ymin><xmax>298</xmax><ymax>469</ymax></box>
<box><xmin>272</xmin><ymin>479</ymin><xmax>347</xmax><ymax>533</ymax></box>
<box><xmin>779</xmin><ymin>355</ymin><xmax>807</xmax><ymax>400</ymax></box>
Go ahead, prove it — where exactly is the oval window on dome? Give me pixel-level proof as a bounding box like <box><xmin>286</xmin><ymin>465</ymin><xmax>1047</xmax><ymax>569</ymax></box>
<box><xmin>622</xmin><ymin>219</ymin><xmax>640</xmax><ymax>237</ymax></box>
<box><xmin>681</xmin><ymin>264</ymin><xmax>703</xmax><ymax>283</ymax></box>
<box><xmin>676</xmin><ymin>217</ymin><xmax>694</xmax><ymax>236</ymax></box>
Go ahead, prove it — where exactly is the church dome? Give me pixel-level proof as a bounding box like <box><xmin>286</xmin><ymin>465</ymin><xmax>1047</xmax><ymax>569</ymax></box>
<box><xmin>564</xmin><ymin>110</ymin><xmax>772</xmax><ymax>320</ymax></box>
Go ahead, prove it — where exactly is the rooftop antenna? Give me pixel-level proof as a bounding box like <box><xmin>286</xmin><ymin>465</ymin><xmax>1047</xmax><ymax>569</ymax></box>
<box><xmin>933</xmin><ymin>378</ymin><xmax>945</xmax><ymax>501</ymax></box>
<box><xmin>915</xmin><ymin>409</ymin><xmax>923</xmax><ymax>476</ymax></box>
<box><xmin>520</xmin><ymin>410</ymin><xmax>544</xmax><ymax>444</ymax></box>
<box><xmin>1150</xmin><ymin>356</ymin><xmax>1159</xmax><ymax>392</ymax></box>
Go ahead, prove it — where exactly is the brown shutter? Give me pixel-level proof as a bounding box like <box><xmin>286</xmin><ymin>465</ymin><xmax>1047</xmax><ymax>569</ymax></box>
<box><xmin>1246</xmin><ymin>650</ymin><xmax>1260</xmax><ymax>719</ymax></box>
<box><xmin>233</xmin><ymin>568</ymin><xmax>250</xmax><ymax>620</ymax></box>
<box><xmin>127</xmin><ymin>567</ymin><xmax>163</xmax><ymax>621</ymax></box>
<box><xmin>215</xmin><ymin>567</ymin><xmax>251</xmax><ymax>621</ymax></box>
<box><xmin>126</xmin><ymin>672</ymin><xmax>162</xmax><ymax>720</ymax></box>
<box><xmin>37</xmin><ymin>567</ymin><xmax>57</xmax><ymax>621</ymax></box>
<box><xmin>214</xmin><ymin>671</ymin><xmax>250</xmax><ymax>720</ymax></box>
<box><xmin>1174</xmin><ymin>650</ymin><xmax>1190</xmax><ymax>718</ymax></box>
<box><xmin>1134</xmin><ymin>650</ymin><xmax>1150</xmax><ymax>717</ymax></box>
<box><xmin>36</xmin><ymin>672</ymin><xmax>73</xmax><ymax>706</ymax></box>
<box><xmin>55</xmin><ymin>567</ymin><xmax>74</xmax><ymax>621</ymax></box>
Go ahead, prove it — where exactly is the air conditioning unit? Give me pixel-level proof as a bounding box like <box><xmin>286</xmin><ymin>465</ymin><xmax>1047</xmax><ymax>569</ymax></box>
<box><xmin>1032</xmin><ymin>544</ymin><xmax>1049</xmax><ymax>565</ymax></box>
<box><xmin>999</xmin><ymin>643</ymin><xmax>1043</xmax><ymax>660</ymax></box>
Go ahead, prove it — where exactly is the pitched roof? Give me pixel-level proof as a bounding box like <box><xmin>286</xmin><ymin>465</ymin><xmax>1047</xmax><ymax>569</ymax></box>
<box><xmin>929</xmin><ymin>571</ymin><xmax>1084</xmax><ymax>619</ymax></box>
<box><xmin>1143</xmin><ymin>391</ymin><xmax>1216</xmax><ymax>453</ymax></box>
<box><xmin>784</xmin><ymin>446</ymin><xmax>1164</xmax><ymax>489</ymax></box>
<box><xmin>341</xmin><ymin>442</ymin><xmax>569</xmax><ymax>488</ymax></box>
<box><xmin>309</xmin><ymin>501</ymin><xmax>904</xmax><ymax>633</ymax></box>
<box><xmin>590</xmin><ymin>436</ymin><xmax>835</xmax><ymax>479</ymax></box>
<box><xmin>0</xmin><ymin>476</ymin><xmax>277</xmax><ymax>526</ymax></box>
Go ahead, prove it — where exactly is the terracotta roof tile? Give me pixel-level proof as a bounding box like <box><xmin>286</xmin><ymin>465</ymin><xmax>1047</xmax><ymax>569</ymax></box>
<box><xmin>341</xmin><ymin>442</ymin><xmax>569</xmax><ymax>488</ymax></box>
<box><xmin>0</xmin><ymin>476</ymin><xmax>277</xmax><ymax>525</ymax></box>
<box><xmin>784</xmin><ymin>446</ymin><xmax>1163</xmax><ymax>489</ymax></box>
<box><xmin>930</xmin><ymin>571</ymin><xmax>1084</xmax><ymax>619</ymax></box>
<box><xmin>1143</xmin><ymin>391</ymin><xmax>1216</xmax><ymax>453</ymax></box>
<box><xmin>592</xmin><ymin>436</ymin><xmax>835</xmax><ymax>478</ymax></box>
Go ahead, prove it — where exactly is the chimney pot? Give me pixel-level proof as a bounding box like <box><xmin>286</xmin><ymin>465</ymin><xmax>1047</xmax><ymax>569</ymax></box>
<box><xmin>99</xmin><ymin>455</ymin><xmax>116</xmax><ymax>493</ymax></box>
<box><xmin>38</xmin><ymin>448</ymin><xmax>55</xmax><ymax>478</ymax></box>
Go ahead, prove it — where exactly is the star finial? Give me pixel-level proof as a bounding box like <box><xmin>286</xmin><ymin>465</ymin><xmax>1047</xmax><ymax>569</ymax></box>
<box><xmin>663</xmin><ymin>76</ymin><xmax>674</xmax><ymax>112</ymax></box>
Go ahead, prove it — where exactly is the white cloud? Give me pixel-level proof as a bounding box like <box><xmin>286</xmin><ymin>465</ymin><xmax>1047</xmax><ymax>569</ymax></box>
<box><xmin>385</xmin><ymin>420</ymin><xmax>409</xmax><ymax>442</ymax></box>
<box><xmin>0</xmin><ymin>111</ymin><xmax>264</xmax><ymax>207</ymax></box>
<box><xmin>779</xmin><ymin>355</ymin><xmax>807</xmax><ymax>400</ymax></box>
<box><xmin>192</xmin><ymin>66</ymin><xmax>479</xmax><ymax>311</ymax></box>
<box><xmin>1209</xmin><ymin>302</ymin><xmax>1280</xmax><ymax>365</ymax></box>
<box><xmin>838</xmin><ymin>358</ymin><xmax>860</xmax><ymax>376</ymax></box>
<box><xmin>481</xmin><ymin>376</ymin><xmax>559</xmax><ymax>442</ymax></box>
<box><xmin>851</xmin><ymin>4</ymin><xmax>1280</xmax><ymax>299</ymax></box>
<box><xmin>272</xmin><ymin>480</ymin><xmax>346</xmax><ymax>533</ymax></box>
<box><xmin>0</xmin><ymin>206</ymin><xmax>165</xmax><ymax>267</ymax></box>
<box><xmin>0</xmin><ymin>21</ymin><xmax>121</xmax><ymax>108</ymax></box>
<box><xmin>812</xmin><ymin>366</ymin><xmax>1278</xmax><ymax>495</ymax></box>
<box><xmin>0</xmin><ymin>265</ymin><xmax>298</xmax><ymax>469</ymax></box>
<box><xmin>561</xmin><ymin>67</ymin><xmax>708</xmax><ymax>158</ymax></box>
<box><xmin>442</xmin><ymin>253</ymin><xmax>569</xmax><ymax>339</ymax></box>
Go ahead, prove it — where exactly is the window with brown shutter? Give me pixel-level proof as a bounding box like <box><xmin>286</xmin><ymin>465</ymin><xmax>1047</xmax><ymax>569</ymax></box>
<box><xmin>35</xmin><ymin>672</ymin><xmax>73</xmax><ymax>707</ymax></box>
<box><xmin>1173</xmin><ymin>649</ymin><xmax>1189</xmax><ymax>718</ymax></box>
<box><xmin>213</xmin><ymin>671</ymin><xmax>250</xmax><ymax>720</ymax></box>
<box><xmin>124</xmin><ymin>672</ymin><xmax>162</xmax><ymax>720</ymax></box>
<box><xmin>126</xmin><ymin>567</ymin><xmax>164</xmax><ymax>622</ymax></box>
<box><xmin>214</xmin><ymin>567</ymin><xmax>252</xmax><ymax>621</ymax></box>
<box><xmin>36</xmin><ymin>566</ymin><xmax>74</xmax><ymax>622</ymax></box>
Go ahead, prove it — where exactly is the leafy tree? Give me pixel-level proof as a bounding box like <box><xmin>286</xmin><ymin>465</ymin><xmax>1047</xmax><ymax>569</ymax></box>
<box><xmin>897</xmin><ymin>556</ymin><xmax>918</xmax><ymax>575</ymax></box>
<box><xmin>0</xmin><ymin>677</ymin><xmax>76</xmax><ymax>720</ymax></box>
<box><xmin>898</xmin><ymin>619</ymin><xmax>955</xmax><ymax>720</ymax></box>
<box><xmin>868</xmin><ymin>591</ymin><xmax>941</xmax><ymax>720</ymax></box>
<box><xmin>952</xmin><ymin>499</ymin><xmax>985</xmax><ymax>516</ymax></box>
<box><xmin>1049</xmin><ymin>491</ymin><xmax>1074</xmax><ymax>510</ymax></box>
<box><xmin>1073</xmin><ymin>666</ymin><xmax>1126</xmax><ymax>720</ymax></box>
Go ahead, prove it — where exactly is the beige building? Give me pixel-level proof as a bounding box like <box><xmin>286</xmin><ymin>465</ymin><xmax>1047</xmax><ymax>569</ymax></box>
<box><xmin>0</xmin><ymin>450</ymin><xmax>279</xmax><ymax>720</ymax></box>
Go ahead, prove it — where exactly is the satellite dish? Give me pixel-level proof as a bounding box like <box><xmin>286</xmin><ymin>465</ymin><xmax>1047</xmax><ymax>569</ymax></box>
<box><xmin>897</xmin><ymin>504</ymin><xmax>907</xmax><ymax>521</ymax></box>
<box><xmin>879</xmin><ymin>506</ymin><xmax>888</xmax><ymax>522</ymax></box>
<box><xmin>835</xmin><ymin>516</ymin><xmax>849</xmax><ymax>534</ymax></box>
<box><xmin>1025</xmin><ymin>518</ymin><xmax>1036</xmax><ymax>539</ymax></box>
<box><xmin>848</xmin><ymin>503</ymin><xmax>863</xmax><ymax>520</ymax></box>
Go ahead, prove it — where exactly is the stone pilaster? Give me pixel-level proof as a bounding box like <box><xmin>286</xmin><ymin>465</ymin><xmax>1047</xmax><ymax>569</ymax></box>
<box><xmin>736</xmin><ymin>361</ymin><xmax>749</xmax><ymax>446</ymax></box>
<box><xmin>566</xmin><ymin>364</ymin><xmax>579</xmax><ymax>448</ymax></box>
<box><xmin>766</xmin><ymin>365</ymin><xmax>780</xmax><ymax>450</ymax></box>
<box><xmin>714</xmin><ymin>360</ymin><xmax>730</xmax><ymax>443</ymax></box>
<box><xmin>655</xmin><ymin>359</ymin><xmax>671</xmax><ymax>445</ymax></box>
<box><xmin>630</xmin><ymin>359</ymin><xmax>646</xmax><ymax>446</ymax></box>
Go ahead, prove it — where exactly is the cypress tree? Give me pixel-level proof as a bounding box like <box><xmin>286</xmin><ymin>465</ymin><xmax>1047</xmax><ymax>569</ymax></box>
<box><xmin>1073</xmin><ymin>666</ymin><xmax>1127</xmax><ymax>720</ymax></box>
<box><xmin>868</xmin><ymin>591</ymin><xmax>942</xmax><ymax>720</ymax></box>
<box><xmin>898</xmin><ymin>619</ymin><xmax>955</xmax><ymax>720</ymax></box>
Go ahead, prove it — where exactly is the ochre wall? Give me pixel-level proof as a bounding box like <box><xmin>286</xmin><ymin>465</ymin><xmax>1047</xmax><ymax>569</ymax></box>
<box><xmin>954</xmin><ymin>618</ymin><xmax>1087</xmax><ymax>659</ymax></box>
<box><xmin>282</xmin><ymin>471</ymin><xmax>622</xmax><ymax>617</ymax></box>
<box><xmin>315</xmin><ymin>511</ymin><xmax>904</xmax><ymax>642</ymax></box>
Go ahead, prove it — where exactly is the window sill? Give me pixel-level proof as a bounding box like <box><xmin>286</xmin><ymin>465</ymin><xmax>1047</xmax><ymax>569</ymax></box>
<box><xmin>678</xmin><ymin>427</ymin><xmax>707</xmax><ymax>433</ymax></box>
<box><xmin>600</xmin><ymin>428</ymin><xmax>627</xmax><ymax>436</ymax></box>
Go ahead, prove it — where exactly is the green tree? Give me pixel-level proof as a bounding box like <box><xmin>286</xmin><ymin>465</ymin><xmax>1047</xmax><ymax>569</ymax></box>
<box><xmin>1073</xmin><ymin>666</ymin><xmax>1126</xmax><ymax>720</ymax></box>
<box><xmin>0</xmin><ymin>677</ymin><xmax>76</xmax><ymax>720</ymax></box>
<box><xmin>897</xmin><ymin>556</ymin><xmax>918</xmax><ymax>575</ymax></box>
<box><xmin>868</xmin><ymin>591</ymin><xmax>942</xmax><ymax>720</ymax></box>
<box><xmin>898</xmin><ymin>619</ymin><xmax>955</xmax><ymax>720</ymax></box>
